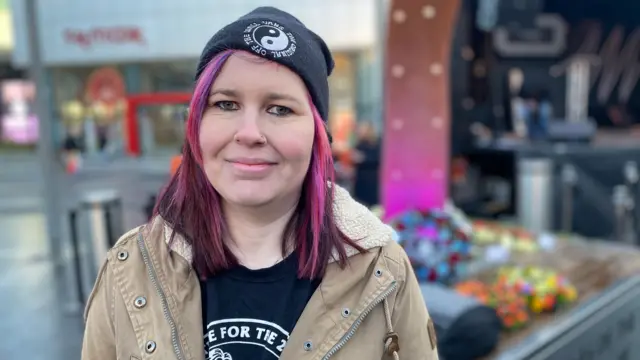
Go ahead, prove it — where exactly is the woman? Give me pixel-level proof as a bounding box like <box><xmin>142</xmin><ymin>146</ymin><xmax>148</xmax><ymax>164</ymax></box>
<box><xmin>82</xmin><ymin>7</ymin><xmax>438</xmax><ymax>360</ymax></box>
<box><xmin>352</xmin><ymin>121</ymin><xmax>381</xmax><ymax>207</ymax></box>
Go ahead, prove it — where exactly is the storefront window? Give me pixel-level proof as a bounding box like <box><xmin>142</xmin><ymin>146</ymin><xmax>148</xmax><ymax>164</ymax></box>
<box><xmin>137</xmin><ymin>103</ymin><xmax>187</xmax><ymax>155</ymax></box>
<box><xmin>51</xmin><ymin>65</ymin><xmax>128</xmax><ymax>159</ymax></box>
<box><xmin>0</xmin><ymin>79</ymin><xmax>38</xmax><ymax>152</ymax></box>
<box><xmin>354</xmin><ymin>50</ymin><xmax>380</xmax><ymax>128</ymax></box>
<box><xmin>328</xmin><ymin>53</ymin><xmax>358</xmax><ymax>154</ymax></box>
<box><xmin>139</xmin><ymin>60</ymin><xmax>197</xmax><ymax>93</ymax></box>
<box><xmin>129</xmin><ymin>61</ymin><xmax>196</xmax><ymax>155</ymax></box>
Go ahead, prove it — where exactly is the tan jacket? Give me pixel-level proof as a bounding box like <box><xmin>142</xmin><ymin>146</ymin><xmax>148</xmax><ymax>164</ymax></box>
<box><xmin>82</xmin><ymin>186</ymin><xmax>439</xmax><ymax>360</ymax></box>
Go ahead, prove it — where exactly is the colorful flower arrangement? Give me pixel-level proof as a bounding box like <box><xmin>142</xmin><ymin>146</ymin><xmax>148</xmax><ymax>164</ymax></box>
<box><xmin>455</xmin><ymin>266</ymin><xmax>578</xmax><ymax>331</ymax></box>
<box><xmin>497</xmin><ymin>266</ymin><xmax>578</xmax><ymax>313</ymax></box>
<box><xmin>472</xmin><ymin>221</ymin><xmax>540</xmax><ymax>253</ymax></box>
<box><xmin>389</xmin><ymin>209</ymin><xmax>473</xmax><ymax>284</ymax></box>
<box><xmin>455</xmin><ymin>280</ymin><xmax>531</xmax><ymax>330</ymax></box>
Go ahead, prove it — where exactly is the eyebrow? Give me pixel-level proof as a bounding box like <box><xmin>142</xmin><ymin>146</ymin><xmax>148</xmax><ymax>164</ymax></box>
<box><xmin>209</xmin><ymin>88</ymin><xmax>304</xmax><ymax>106</ymax></box>
<box><xmin>264</xmin><ymin>92</ymin><xmax>302</xmax><ymax>106</ymax></box>
<box><xmin>209</xmin><ymin>88</ymin><xmax>238</xmax><ymax>98</ymax></box>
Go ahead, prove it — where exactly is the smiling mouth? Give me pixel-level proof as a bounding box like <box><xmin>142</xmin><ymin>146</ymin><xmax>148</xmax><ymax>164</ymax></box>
<box><xmin>226</xmin><ymin>160</ymin><xmax>277</xmax><ymax>166</ymax></box>
<box><xmin>226</xmin><ymin>160</ymin><xmax>277</xmax><ymax>173</ymax></box>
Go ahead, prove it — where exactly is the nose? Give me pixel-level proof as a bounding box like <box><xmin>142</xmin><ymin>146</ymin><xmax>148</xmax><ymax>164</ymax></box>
<box><xmin>233</xmin><ymin>110</ymin><xmax>267</xmax><ymax>146</ymax></box>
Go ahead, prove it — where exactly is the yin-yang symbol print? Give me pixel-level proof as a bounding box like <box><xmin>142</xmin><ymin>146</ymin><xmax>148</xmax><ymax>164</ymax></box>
<box><xmin>252</xmin><ymin>25</ymin><xmax>290</xmax><ymax>51</ymax></box>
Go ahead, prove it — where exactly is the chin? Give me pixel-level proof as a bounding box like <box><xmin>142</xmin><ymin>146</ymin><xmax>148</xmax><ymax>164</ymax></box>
<box><xmin>226</xmin><ymin>194</ymin><xmax>274</xmax><ymax>207</ymax></box>
<box><xmin>221</xmin><ymin>186</ymin><xmax>279</xmax><ymax>207</ymax></box>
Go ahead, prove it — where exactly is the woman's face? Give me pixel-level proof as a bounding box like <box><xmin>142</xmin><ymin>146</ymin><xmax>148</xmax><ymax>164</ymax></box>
<box><xmin>199</xmin><ymin>53</ymin><xmax>315</xmax><ymax>209</ymax></box>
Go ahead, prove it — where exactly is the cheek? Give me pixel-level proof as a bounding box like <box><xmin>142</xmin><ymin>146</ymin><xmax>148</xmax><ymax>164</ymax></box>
<box><xmin>273</xmin><ymin>126</ymin><xmax>315</xmax><ymax>167</ymax></box>
<box><xmin>198</xmin><ymin>116</ymin><xmax>227</xmax><ymax>159</ymax></box>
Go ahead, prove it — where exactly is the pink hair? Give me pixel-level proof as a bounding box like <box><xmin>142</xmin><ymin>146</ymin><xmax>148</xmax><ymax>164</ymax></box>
<box><xmin>155</xmin><ymin>50</ymin><xmax>364</xmax><ymax>279</ymax></box>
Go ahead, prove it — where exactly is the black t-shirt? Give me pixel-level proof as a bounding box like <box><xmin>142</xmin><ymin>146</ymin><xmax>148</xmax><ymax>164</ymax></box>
<box><xmin>201</xmin><ymin>254</ymin><xmax>320</xmax><ymax>359</ymax></box>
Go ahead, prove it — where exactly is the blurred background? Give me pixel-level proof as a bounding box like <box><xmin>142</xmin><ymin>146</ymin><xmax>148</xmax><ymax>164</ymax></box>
<box><xmin>3</xmin><ymin>0</ymin><xmax>640</xmax><ymax>359</ymax></box>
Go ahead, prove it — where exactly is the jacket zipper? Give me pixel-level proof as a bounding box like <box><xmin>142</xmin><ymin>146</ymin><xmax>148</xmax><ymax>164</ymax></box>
<box><xmin>137</xmin><ymin>233</ymin><xmax>186</xmax><ymax>360</ymax></box>
<box><xmin>321</xmin><ymin>281</ymin><xmax>398</xmax><ymax>360</ymax></box>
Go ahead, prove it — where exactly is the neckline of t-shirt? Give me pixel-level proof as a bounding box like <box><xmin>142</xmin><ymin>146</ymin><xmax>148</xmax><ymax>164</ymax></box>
<box><xmin>224</xmin><ymin>253</ymin><xmax>298</xmax><ymax>282</ymax></box>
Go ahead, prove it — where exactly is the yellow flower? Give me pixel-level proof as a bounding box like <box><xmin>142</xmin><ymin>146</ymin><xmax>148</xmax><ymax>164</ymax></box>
<box><xmin>530</xmin><ymin>298</ymin><xmax>544</xmax><ymax>313</ymax></box>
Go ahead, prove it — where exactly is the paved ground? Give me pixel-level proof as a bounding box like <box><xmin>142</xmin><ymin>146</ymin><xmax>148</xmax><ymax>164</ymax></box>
<box><xmin>0</xmin><ymin>211</ymin><xmax>84</xmax><ymax>360</ymax></box>
<box><xmin>0</xmin><ymin>156</ymin><xmax>171</xmax><ymax>360</ymax></box>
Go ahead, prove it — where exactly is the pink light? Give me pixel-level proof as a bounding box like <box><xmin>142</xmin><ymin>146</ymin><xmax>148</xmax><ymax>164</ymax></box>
<box><xmin>417</xmin><ymin>225</ymin><xmax>438</xmax><ymax>240</ymax></box>
<box><xmin>1</xmin><ymin>80</ymin><xmax>39</xmax><ymax>145</ymax></box>
<box><xmin>1</xmin><ymin>115</ymin><xmax>39</xmax><ymax>144</ymax></box>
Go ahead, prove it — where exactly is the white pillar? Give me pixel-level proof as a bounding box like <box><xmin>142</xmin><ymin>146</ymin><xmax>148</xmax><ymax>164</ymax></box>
<box><xmin>26</xmin><ymin>0</ymin><xmax>64</xmax><ymax>264</ymax></box>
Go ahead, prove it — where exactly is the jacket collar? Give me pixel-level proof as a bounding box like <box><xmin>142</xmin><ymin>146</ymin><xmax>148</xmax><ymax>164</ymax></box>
<box><xmin>157</xmin><ymin>184</ymin><xmax>394</xmax><ymax>264</ymax></box>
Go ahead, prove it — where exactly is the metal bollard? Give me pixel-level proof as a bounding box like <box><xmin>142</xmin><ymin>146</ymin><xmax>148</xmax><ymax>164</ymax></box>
<box><xmin>67</xmin><ymin>190</ymin><xmax>124</xmax><ymax>305</ymax></box>
<box><xmin>67</xmin><ymin>209</ymin><xmax>86</xmax><ymax>311</ymax></box>
<box><xmin>624</xmin><ymin>161</ymin><xmax>639</xmax><ymax>245</ymax></box>
<box><xmin>612</xmin><ymin>185</ymin><xmax>635</xmax><ymax>244</ymax></box>
<box><xmin>560</xmin><ymin>164</ymin><xmax>578</xmax><ymax>233</ymax></box>
<box><xmin>81</xmin><ymin>191</ymin><xmax>123</xmax><ymax>274</ymax></box>
<box><xmin>517</xmin><ymin>158</ymin><xmax>553</xmax><ymax>233</ymax></box>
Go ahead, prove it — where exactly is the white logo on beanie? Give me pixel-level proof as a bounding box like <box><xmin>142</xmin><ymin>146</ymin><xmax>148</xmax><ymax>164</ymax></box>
<box><xmin>243</xmin><ymin>21</ymin><xmax>296</xmax><ymax>58</ymax></box>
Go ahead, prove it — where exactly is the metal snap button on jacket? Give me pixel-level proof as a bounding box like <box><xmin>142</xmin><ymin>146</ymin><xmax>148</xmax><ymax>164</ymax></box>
<box><xmin>145</xmin><ymin>340</ymin><xmax>157</xmax><ymax>353</ymax></box>
<box><xmin>303</xmin><ymin>340</ymin><xmax>313</xmax><ymax>351</ymax></box>
<box><xmin>134</xmin><ymin>296</ymin><xmax>147</xmax><ymax>308</ymax></box>
<box><xmin>117</xmin><ymin>250</ymin><xmax>129</xmax><ymax>261</ymax></box>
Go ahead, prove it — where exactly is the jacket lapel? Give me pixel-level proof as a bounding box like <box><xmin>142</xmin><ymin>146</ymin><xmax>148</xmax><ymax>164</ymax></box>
<box><xmin>280</xmin><ymin>248</ymin><xmax>395</xmax><ymax>359</ymax></box>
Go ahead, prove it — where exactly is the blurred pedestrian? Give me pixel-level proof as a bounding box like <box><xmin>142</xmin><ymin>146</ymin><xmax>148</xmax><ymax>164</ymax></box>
<box><xmin>518</xmin><ymin>89</ymin><xmax>552</xmax><ymax>141</ymax></box>
<box><xmin>82</xmin><ymin>7</ymin><xmax>438</xmax><ymax>360</ymax></box>
<box><xmin>61</xmin><ymin>125</ymin><xmax>83</xmax><ymax>174</ymax></box>
<box><xmin>352</xmin><ymin>121</ymin><xmax>381</xmax><ymax>207</ymax></box>
<box><xmin>332</xmin><ymin>144</ymin><xmax>354</xmax><ymax>190</ymax></box>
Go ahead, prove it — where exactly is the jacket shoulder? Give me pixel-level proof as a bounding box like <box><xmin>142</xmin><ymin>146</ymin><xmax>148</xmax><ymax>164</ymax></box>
<box><xmin>97</xmin><ymin>225</ymin><xmax>144</xmax><ymax>267</ymax></box>
<box><xmin>108</xmin><ymin>216</ymin><xmax>168</xmax><ymax>257</ymax></box>
<box><xmin>113</xmin><ymin>225</ymin><xmax>144</xmax><ymax>248</ymax></box>
<box><xmin>380</xmin><ymin>240</ymin><xmax>411</xmax><ymax>283</ymax></box>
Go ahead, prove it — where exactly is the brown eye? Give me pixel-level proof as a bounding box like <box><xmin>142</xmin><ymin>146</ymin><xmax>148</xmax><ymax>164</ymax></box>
<box><xmin>267</xmin><ymin>105</ymin><xmax>292</xmax><ymax>117</ymax></box>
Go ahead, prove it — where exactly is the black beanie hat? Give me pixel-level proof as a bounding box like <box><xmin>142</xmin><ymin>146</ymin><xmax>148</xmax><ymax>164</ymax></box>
<box><xmin>195</xmin><ymin>7</ymin><xmax>335</xmax><ymax>122</ymax></box>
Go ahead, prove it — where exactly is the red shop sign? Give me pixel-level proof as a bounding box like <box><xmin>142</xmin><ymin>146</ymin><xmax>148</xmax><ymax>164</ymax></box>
<box><xmin>64</xmin><ymin>27</ymin><xmax>145</xmax><ymax>49</ymax></box>
<box><xmin>85</xmin><ymin>67</ymin><xmax>126</xmax><ymax>106</ymax></box>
